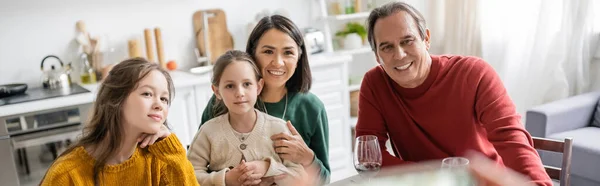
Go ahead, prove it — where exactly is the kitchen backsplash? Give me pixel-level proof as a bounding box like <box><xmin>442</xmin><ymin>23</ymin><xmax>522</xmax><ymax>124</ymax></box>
<box><xmin>0</xmin><ymin>0</ymin><xmax>313</xmax><ymax>87</ymax></box>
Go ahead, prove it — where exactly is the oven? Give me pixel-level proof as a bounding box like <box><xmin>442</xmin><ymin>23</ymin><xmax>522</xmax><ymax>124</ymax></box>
<box><xmin>0</xmin><ymin>103</ymin><xmax>92</xmax><ymax>186</ymax></box>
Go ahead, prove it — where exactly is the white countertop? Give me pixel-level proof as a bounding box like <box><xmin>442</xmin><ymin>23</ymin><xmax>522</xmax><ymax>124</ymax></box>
<box><xmin>0</xmin><ymin>71</ymin><xmax>211</xmax><ymax>118</ymax></box>
<box><xmin>0</xmin><ymin>54</ymin><xmax>347</xmax><ymax>117</ymax></box>
<box><xmin>0</xmin><ymin>91</ymin><xmax>95</xmax><ymax>118</ymax></box>
<box><xmin>309</xmin><ymin>53</ymin><xmax>353</xmax><ymax>67</ymax></box>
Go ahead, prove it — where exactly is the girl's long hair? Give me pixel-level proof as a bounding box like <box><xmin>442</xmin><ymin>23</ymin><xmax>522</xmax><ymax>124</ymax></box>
<box><xmin>40</xmin><ymin>58</ymin><xmax>174</xmax><ymax>186</ymax></box>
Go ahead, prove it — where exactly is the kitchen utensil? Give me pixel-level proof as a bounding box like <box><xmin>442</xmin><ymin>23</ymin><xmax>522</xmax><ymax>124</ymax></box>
<box><xmin>154</xmin><ymin>27</ymin><xmax>166</xmax><ymax>68</ymax></box>
<box><xmin>144</xmin><ymin>29</ymin><xmax>156</xmax><ymax>62</ymax></box>
<box><xmin>40</xmin><ymin>55</ymin><xmax>72</xmax><ymax>89</ymax></box>
<box><xmin>303</xmin><ymin>28</ymin><xmax>326</xmax><ymax>54</ymax></box>
<box><xmin>0</xmin><ymin>84</ymin><xmax>27</xmax><ymax>98</ymax></box>
<box><xmin>193</xmin><ymin>9</ymin><xmax>234</xmax><ymax>64</ymax></box>
<box><xmin>128</xmin><ymin>39</ymin><xmax>143</xmax><ymax>58</ymax></box>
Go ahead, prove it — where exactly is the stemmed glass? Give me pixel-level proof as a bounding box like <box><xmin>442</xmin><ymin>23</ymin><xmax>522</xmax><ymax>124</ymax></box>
<box><xmin>353</xmin><ymin>135</ymin><xmax>382</xmax><ymax>182</ymax></box>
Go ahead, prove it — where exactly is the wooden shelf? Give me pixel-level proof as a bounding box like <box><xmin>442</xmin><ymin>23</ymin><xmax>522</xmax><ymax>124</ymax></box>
<box><xmin>327</xmin><ymin>12</ymin><xmax>370</xmax><ymax>21</ymax></box>
<box><xmin>333</xmin><ymin>46</ymin><xmax>371</xmax><ymax>55</ymax></box>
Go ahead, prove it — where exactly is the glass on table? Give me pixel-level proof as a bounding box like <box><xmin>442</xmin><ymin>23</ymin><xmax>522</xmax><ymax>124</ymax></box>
<box><xmin>354</xmin><ymin>135</ymin><xmax>382</xmax><ymax>182</ymax></box>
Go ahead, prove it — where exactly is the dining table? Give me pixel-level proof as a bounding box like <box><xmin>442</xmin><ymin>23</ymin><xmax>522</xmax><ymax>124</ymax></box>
<box><xmin>327</xmin><ymin>160</ymin><xmax>476</xmax><ymax>186</ymax></box>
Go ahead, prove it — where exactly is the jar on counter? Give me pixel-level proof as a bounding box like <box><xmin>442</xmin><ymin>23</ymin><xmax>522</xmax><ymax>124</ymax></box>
<box><xmin>79</xmin><ymin>54</ymin><xmax>97</xmax><ymax>84</ymax></box>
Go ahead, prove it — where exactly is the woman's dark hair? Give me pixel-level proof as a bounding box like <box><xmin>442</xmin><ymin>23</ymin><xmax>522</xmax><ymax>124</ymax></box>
<box><xmin>245</xmin><ymin>15</ymin><xmax>311</xmax><ymax>93</ymax></box>
<box><xmin>211</xmin><ymin>50</ymin><xmax>262</xmax><ymax>117</ymax></box>
<box><xmin>41</xmin><ymin>58</ymin><xmax>175</xmax><ymax>186</ymax></box>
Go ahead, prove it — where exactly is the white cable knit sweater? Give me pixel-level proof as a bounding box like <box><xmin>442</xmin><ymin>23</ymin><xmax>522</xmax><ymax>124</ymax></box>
<box><xmin>187</xmin><ymin>109</ymin><xmax>306</xmax><ymax>186</ymax></box>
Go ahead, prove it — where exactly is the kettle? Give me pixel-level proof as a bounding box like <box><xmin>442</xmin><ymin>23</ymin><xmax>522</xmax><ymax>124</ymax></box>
<box><xmin>40</xmin><ymin>55</ymin><xmax>72</xmax><ymax>89</ymax></box>
<box><xmin>303</xmin><ymin>28</ymin><xmax>325</xmax><ymax>54</ymax></box>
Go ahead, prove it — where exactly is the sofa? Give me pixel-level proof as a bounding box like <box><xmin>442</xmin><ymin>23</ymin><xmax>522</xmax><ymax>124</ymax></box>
<box><xmin>526</xmin><ymin>91</ymin><xmax>600</xmax><ymax>186</ymax></box>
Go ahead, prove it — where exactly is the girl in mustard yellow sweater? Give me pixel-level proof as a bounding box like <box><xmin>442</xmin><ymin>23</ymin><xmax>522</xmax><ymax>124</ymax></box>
<box><xmin>40</xmin><ymin>58</ymin><xmax>199</xmax><ymax>186</ymax></box>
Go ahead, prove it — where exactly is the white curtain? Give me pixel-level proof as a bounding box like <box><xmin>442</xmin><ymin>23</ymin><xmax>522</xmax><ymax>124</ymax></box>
<box><xmin>480</xmin><ymin>0</ymin><xmax>596</xmax><ymax>115</ymax></box>
<box><xmin>426</xmin><ymin>0</ymin><xmax>482</xmax><ymax>57</ymax></box>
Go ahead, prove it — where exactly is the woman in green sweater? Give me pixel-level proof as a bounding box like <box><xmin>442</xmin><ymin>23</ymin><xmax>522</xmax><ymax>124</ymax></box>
<box><xmin>200</xmin><ymin>15</ymin><xmax>330</xmax><ymax>185</ymax></box>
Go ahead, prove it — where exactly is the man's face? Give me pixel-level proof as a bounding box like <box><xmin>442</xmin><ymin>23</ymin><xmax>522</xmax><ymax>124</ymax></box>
<box><xmin>374</xmin><ymin>11</ymin><xmax>432</xmax><ymax>88</ymax></box>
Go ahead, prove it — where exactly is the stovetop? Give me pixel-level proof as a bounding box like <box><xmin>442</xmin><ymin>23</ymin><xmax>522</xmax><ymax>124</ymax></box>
<box><xmin>0</xmin><ymin>84</ymin><xmax>90</xmax><ymax>106</ymax></box>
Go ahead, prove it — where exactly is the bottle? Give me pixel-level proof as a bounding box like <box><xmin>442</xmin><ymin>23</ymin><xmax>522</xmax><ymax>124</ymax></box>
<box><xmin>80</xmin><ymin>54</ymin><xmax>97</xmax><ymax>84</ymax></box>
<box><xmin>345</xmin><ymin>0</ymin><xmax>355</xmax><ymax>14</ymax></box>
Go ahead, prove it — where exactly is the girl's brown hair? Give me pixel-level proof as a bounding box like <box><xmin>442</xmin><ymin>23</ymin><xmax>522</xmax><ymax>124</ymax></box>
<box><xmin>211</xmin><ymin>50</ymin><xmax>262</xmax><ymax>117</ymax></box>
<box><xmin>41</xmin><ymin>58</ymin><xmax>175</xmax><ymax>186</ymax></box>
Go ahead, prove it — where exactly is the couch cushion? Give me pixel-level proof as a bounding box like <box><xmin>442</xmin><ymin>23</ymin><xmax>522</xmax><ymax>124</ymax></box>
<box><xmin>592</xmin><ymin>99</ymin><xmax>600</xmax><ymax>128</ymax></box>
<box><xmin>544</xmin><ymin>127</ymin><xmax>600</xmax><ymax>182</ymax></box>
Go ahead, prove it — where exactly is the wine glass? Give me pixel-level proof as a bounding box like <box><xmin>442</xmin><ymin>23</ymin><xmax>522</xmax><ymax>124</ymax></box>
<box><xmin>353</xmin><ymin>135</ymin><xmax>382</xmax><ymax>182</ymax></box>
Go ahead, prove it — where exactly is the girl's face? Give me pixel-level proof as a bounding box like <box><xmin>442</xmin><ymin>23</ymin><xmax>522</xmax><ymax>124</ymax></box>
<box><xmin>121</xmin><ymin>70</ymin><xmax>170</xmax><ymax>135</ymax></box>
<box><xmin>213</xmin><ymin>61</ymin><xmax>264</xmax><ymax>116</ymax></box>
<box><xmin>253</xmin><ymin>28</ymin><xmax>300</xmax><ymax>89</ymax></box>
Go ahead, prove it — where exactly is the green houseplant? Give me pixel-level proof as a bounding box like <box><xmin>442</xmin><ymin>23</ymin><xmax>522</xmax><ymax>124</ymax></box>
<box><xmin>336</xmin><ymin>22</ymin><xmax>367</xmax><ymax>41</ymax></box>
<box><xmin>335</xmin><ymin>22</ymin><xmax>367</xmax><ymax>49</ymax></box>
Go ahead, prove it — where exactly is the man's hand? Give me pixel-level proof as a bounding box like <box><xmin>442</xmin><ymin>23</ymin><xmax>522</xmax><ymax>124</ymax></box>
<box><xmin>271</xmin><ymin>121</ymin><xmax>315</xmax><ymax>166</ymax></box>
<box><xmin>137</xmin><ymin>124</ymin><xmax>170</xmax><ymax>148</ymax></box>
<box><xmin>466</xmin><ymin>151</ymin><xmax>536</xmax><ymax>186</ymax></box>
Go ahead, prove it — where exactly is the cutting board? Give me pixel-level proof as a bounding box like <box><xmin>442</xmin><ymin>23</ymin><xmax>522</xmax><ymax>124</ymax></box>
<box><xmin>193</xmin><ymin>9</ymin><xmax>234</xmax><ymax>64</ymax></box>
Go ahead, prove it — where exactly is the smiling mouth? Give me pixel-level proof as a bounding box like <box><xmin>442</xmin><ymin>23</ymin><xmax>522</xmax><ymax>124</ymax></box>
<box><xmin>267</xmin><ymin>70</ymin><xmax>285</xmax><ymax>76</ymax></box>
<box><xmin>394</xmin><ymin>62</ymin><xmax>413</xmax><ymax>70</ymax></box>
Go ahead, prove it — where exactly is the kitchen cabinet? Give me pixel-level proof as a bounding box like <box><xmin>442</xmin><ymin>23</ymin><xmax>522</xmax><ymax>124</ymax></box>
<box><xmin>308</xmin><ymin>54</ymin><xmax>355</xmax><ymax>182</ymax></box>
<box><xmin>165</xmin><ymin>71</ymin><xmax>212</xmax><ymax>150</ymax></box>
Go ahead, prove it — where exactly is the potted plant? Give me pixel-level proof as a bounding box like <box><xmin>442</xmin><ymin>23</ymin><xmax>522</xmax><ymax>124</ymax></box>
<box><xmin>335</xmin><ymin>22</ymin><xmax>367</xmax><ymax>50</ymax></box>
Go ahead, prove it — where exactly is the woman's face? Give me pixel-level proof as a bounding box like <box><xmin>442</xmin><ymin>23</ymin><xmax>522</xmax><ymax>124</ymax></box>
<box><xmin>253</xmin><ymin>29</ymin><xmax>300</xmax><ymax>89</ymax></box>
<box><xmin>121</xmin><ymin>70</ymin><xmax>170</xmax><ymax>135</ymax></box>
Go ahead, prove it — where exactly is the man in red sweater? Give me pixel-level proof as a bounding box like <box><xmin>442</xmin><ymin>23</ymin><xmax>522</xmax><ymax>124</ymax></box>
<box><xmin>355</xmin><ymin>2</ymin><xmax>552</xmax><ymax>186</ymax></box>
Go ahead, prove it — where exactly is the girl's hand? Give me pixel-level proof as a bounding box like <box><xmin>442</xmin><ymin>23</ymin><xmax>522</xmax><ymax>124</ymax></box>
<box><xmin>138</xmin><ymin>124</ymin><xmax>170</xmax><ymax>148</ymax></box>
<box><xmin>271</xmin><ymin>121</ymin><xmax>314</xmax><ymax>166</ymax></box>
<box><xmin>238</xmin><ymin>160</ymin><xmax>269</xmax><ymax>185</ymax></box>
<box><xmin>226</xmin><ymin>160</ymin><xmax>246</xmax><ymax>186</ymax></box>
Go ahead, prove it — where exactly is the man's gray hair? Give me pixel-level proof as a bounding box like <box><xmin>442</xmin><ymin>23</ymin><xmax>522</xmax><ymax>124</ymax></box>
<box><xmin>367</xmin><ymin>1</ymin><xmax>427</xmax><ymax>52</ymax></box>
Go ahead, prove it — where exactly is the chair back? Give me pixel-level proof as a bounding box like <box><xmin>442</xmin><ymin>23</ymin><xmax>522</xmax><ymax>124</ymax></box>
<box><xmin>532</xmin><ymin>136</ymin><xmax>573</xmax><ymax>186</ymax></box>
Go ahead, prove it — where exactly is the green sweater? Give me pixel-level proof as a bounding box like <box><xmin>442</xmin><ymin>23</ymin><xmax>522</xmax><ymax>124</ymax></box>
<box><xmin>200</xmin><ymin>92</ymin><xmax>331</xmax><ymax>184</ymax></box>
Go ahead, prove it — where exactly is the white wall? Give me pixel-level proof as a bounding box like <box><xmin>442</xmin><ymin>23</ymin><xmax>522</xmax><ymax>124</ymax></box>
<box><xmin>0</xmin><ymin>0</ymin><xmax>313</xmax><ymax>87</ymax></box>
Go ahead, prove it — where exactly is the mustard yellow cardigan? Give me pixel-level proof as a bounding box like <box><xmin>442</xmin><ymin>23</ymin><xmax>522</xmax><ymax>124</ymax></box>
<box><xmin>40</xmin><ymin>133</ymin><xmax>199</xmax><ymax>186</ymax></box>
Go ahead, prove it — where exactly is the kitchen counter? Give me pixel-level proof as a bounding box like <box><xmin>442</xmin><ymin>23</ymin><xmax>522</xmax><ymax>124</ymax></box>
<box><xmin>0</xmin><ymin>53</ymin><xmax>348</xmax><ymax>118</ymax></box>
<box><xmin>309</xmin><ymin>53</ymin><xmax>353</xmax><ymax>67</ymax></box>
<box><xmin>0</xmin><ymin>71</ymin><xmax>210</xmax><ymax>118</ymax></box>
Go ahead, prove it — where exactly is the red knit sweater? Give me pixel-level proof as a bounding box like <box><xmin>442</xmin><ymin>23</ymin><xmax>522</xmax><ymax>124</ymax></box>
<box><xmin>355</xmin><ymin>55</ymin><xmax>551</xmax><ymax>186</ymax></box>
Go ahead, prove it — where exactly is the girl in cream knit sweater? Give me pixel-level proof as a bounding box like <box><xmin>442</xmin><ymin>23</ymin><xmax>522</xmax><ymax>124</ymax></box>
<box><xmin>187</xmin><ymin>50</ymin><xmax>306</xmax><ymax>186</ymax></box>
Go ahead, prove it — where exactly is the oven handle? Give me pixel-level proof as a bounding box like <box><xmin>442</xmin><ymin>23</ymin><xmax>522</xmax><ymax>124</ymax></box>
<box><xmin>11</xmin><ymin>125</ymin><xmax>82</xmax><ymax>149</ymax></box>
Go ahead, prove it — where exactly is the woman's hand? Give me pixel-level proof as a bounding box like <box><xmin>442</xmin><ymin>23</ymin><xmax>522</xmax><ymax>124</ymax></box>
<box><xmin>137</xmin><ymin>124</ymin><xmax>170</xmax><ymax>148</ymax></box>
<box><xmin>466</xmin><ymin>151</ymin><xmax>536</xmax><ymax>186</ymax></box>
<box><xmin>271</xmin><ymin>121</ymin><xmax>315</xmax><ymax>167</ymax></box>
